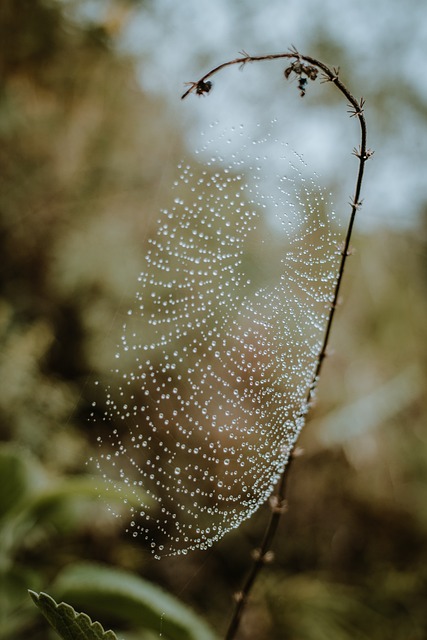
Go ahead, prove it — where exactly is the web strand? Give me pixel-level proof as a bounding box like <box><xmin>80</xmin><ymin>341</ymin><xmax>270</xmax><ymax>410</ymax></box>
<box><xmin>92</xmin><ymin>119</ymin><xmax>342</xmax><ymax>559</ymax></box>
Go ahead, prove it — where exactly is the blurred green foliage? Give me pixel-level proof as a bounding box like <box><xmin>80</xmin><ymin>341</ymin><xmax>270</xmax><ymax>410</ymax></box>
<box><xmin>1</xmin><ymin>1</ymin><xmax>427</xmax><ymax>639</ymax></box>
<box><xmin>30</xmin><ymin>562</ymin><xmax>219</xmax><ymax>640</ymax></box>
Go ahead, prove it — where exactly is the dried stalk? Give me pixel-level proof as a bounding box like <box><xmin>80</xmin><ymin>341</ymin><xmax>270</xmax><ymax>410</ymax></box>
<box><xmin>182</xmin><ymin>47</ymin><xmax>371</xmax><ymax>640</ymax></box>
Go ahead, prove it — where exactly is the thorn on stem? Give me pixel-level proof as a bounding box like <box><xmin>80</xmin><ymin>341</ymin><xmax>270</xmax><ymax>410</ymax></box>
<box><xmin>330</xmin><ymin>295</ymin><xmax>343</xmax><ymax>310</ymax></box>
<box><xmin>251</xmin><ymin>548</ymin><xmax>275</xmax><ymax>564</ymax></box>
<box><xmin>237</xmin><ymin>51</ymin><xmax>252</xmax><ymax>70</ymax></box>
<box><xmin>292</xmin><ymin>446</ymin><xmax>305</xmax><ymax>458</ymax></box>
<box><xmin>269</xmin><ymin>495</ymin><xmax>288</xmax><ymax>514</ymax></box>
<box><xmin>339</xmin><ymin>242</ymin><xmax>354</xmax><ymax>257</ymax></box>
<box><xmin>288</xmin><ymin>44</ymin><xmax>300</xmax><ymax>57</ymax></box>
<box><xmin>320</xmin><ymin>66</ymin><xmax>340</xmax><ymax>84</ymax></box>
<box><xmin>348</xmin><ymin>97</ymin><xmax>365</xmax><ymax>118</ymax></box>
<box><xmin>349</xmin><ymin>197</ymin><xmax>363</xmax><ymax>210</ymax></box>
<box><xmin>352</xmin><ymin>146</ymin><xmax>374</xmax><ymax>160</ymax></box>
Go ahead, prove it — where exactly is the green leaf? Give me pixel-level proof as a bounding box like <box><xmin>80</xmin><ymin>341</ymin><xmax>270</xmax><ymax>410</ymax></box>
<box><xmin>52</xmin><ymin>562</ymin><xmax>218</xmax><ymax>640</ymax></box>
<box><xmin>24</xmin><ymin>475</ymin><xmax>148</xmax><ymax>524</ymax></box>
<box><xmin>21</xmin><ymin>479</ymin><xmax>100</xmax><ymax>529</ymax></box>
<box><xmin>0</xmin><ymin>445</ymin><xmax>35</xmax><ymax>520</ymax></box>
<box><xmin>28</xmin><ymin>590</ymin><xmax>119</xmax><ymax>640</ymax></box>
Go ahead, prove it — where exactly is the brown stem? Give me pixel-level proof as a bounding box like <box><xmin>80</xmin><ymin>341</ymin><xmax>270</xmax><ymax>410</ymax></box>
<box><xmin>182</xmin><ymin>47</ymin><xmax>370</xmax><ymax>640</ymax></box>
<box><xmin>225</xmin><ymin>455</ymin><xmax>294</xmax><ymax>640</ymax></box>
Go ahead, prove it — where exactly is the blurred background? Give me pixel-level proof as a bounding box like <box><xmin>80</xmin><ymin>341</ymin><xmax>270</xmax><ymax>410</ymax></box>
<box><xmin>1</xmin><ymin>1</ymin><xmax>426</xmax><ymax>638</ymax></box>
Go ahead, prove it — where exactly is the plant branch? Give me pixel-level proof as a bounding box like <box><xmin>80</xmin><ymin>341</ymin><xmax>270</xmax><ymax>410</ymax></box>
<box><xmin>182</xmin><ymin>47</ymin><xmax>370</xmax><ymax>640</ymax></box>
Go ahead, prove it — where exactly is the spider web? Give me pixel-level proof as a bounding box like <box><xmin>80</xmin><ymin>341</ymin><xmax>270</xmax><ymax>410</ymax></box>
<box><xmin>92</xmin><ymin>120</ymin><xmax>341</xmax><ymax>558</ymax></box>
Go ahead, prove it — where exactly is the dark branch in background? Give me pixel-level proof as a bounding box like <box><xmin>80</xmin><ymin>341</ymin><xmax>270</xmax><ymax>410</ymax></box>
<box><xmin>182</xmin><ymin>47</ymin><xmax>371</xmax><ymax>640</ymax></box>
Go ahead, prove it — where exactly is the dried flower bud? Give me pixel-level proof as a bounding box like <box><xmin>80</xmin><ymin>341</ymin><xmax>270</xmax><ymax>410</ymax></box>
<box><xmin>195</xmin><ymin>80</ymin><xmax>213</xmax><ymax>96</ymax></box>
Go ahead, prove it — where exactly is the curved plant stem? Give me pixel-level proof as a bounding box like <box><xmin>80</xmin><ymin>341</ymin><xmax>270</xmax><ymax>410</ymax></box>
<box><xmin>182</xmin><ymin>48</ymin><xmax>371</xmax><ymax>640</ymax></box>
